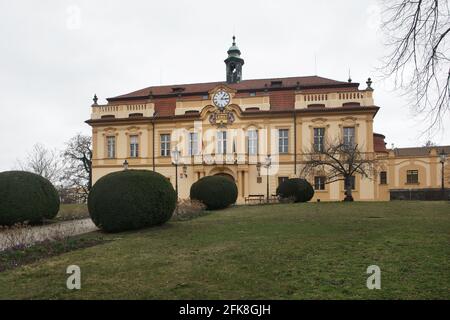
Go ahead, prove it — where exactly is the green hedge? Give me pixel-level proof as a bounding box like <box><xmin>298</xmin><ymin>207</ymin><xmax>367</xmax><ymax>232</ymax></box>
<box><xmin>0</xmin><ymin>171</ymin><xmax>60</xmax><ymax>226</ymax></box>
<box><xmin>88</xmin><ymin>170</ymin><xmax>176</xmax><ymax>233</ymax></box>
<box><xmin>190</xmin><ymin>175</ymin><xmax>238</xmax><ymax>210</ymax></box>
<box><xmin>276</xmin><ymin>178</ymin><xmax>314</xmax><ymax>203</ymax></box>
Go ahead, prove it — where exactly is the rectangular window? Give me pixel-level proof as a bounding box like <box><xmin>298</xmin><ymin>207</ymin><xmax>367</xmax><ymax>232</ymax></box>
<box><xmin>130</xmin><ymin>135</ymin><xmax>139</xmax><ymax>158</ymax></box>
<box><xmin>217</xmin><ymin>131</ymin><xmax>227</xmax><ymax>154</ymax></box>
<box><xmin>106</xmin><ymin>136</ymin><xmax>115</xmax><ymax>159</ymax></box>
<box><xmin>278</xmin><ymin>129</ymin><xmax>289</xmax><ymax>154</ymax></box>
<box><xmin>343</xmin><ymin>127</ymin><xmax>355</xmax><ymax>148</ymax></box>
<box><xmin>314</xmin><ymin>176</ymin><xmax>326</xmax><ymax>190</ymax></box>
<box><xmin>248</xmin><ymin>130</ymin><xmax>258</xmax><ymax>155</ymax></box>
<box><xmin>345</xmin><ymin>176</ymin><xmax>356</xmax><ymax>190</ymax></box>
<box><xmin>406</xmin><ymin>170</ymin><xmax>419</xmax><ymax>184</ymax></box>
<box><xmin>278</xmin><ymin>176</ymin><xmax>289</xmax><ymax>186</ymax></box>
<box><xmin>314</xmin><ymin>128</ymin><xmax>325</xmax><ymax>152</ymax></box>
<box><xmin>160</xmin><ymin>134</ymin><xmax>170</xmax><ymax>157</ymax></box>
<box><xmin>380</xmin><ymin>171</ymin><xmax>387</xmax><ymax>184</ymax></box>
<box><xmin>188</xmin><ymin>132</ymin><xmax>198</xmax><ymax>156</ymax></box>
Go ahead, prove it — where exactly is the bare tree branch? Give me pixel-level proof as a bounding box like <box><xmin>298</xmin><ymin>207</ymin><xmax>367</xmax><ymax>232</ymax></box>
<box><xmin>15</xmin><ymin>143</ymin><xmax>63</xmax><ymax>185</ymax></box>
<box><xmin>379</xmin><ymin>0</ymin><xmax>450</xmax><ymax>134</ymax></box>
<box><xmin>301</xmin><ymin>138</ymin><xmax>378</xmax><ymax>201</ymax></box>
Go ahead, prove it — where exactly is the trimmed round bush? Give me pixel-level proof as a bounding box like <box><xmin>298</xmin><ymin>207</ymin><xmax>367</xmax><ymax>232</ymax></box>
<box><xmin>276</xmin><ymin>178</ymin><xmax>314</xmax><ymax>203</ymax></box>
<box><xmin>0</xmin><ymin>171</ymin><xmax>60</xmax><ymax>226</ymax></box>
<box><xmin>88</xmin><ymin>170</ymin><xmax>176</xmax><ymax>233</ymax></box>
<box><xmin>190</xmin><ymin>175</ymin><xmax>238</xmax><ymax>210</ymax></box>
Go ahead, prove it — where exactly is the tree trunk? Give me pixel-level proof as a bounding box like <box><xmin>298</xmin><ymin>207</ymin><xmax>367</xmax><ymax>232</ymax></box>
<box><xmin>344</xmin><ymin>176</ymin><xmax>354</xmax><ymax>202</ymax></box>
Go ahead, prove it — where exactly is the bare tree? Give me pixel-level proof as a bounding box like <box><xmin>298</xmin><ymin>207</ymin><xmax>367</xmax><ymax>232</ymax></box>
<box><xmin>301</xmin><ymin>139</ymin><xmax>378</xmax><ymax>201</ymax></box>
<box><xmin>423</xmin><ymin>140</ymin><xmax>437</xmax><ymax>147</ymax></box>
<box><xmin>380</xmin><ymin>0</ymin><xmax>450</xmax><ymax>132</ymax></box>
<box><xmin>16</xmin><ymin>143</ymin><xmax>63</xmax><ymax>184</ymax></box>
<box><xmin>61</xmin><ymin>133</ymin><xmax>92</xmax><ymax>202</ymax></box>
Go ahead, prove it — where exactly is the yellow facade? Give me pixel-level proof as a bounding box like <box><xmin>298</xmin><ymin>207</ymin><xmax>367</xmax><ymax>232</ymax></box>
<box><xmin>86</xmin><ymin>81</ymin><xmax>450</xmax><ymax>203</ymax></box>
<box><xmin>86</xmin><ymin>41</ymin><xmax>449</xmax><ymax>202</ymax></box>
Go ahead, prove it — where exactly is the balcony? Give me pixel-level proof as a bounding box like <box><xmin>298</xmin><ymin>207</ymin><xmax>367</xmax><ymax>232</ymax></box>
<box><xmin>181</xmin><ymin>153</ymin><xmax>262</xmax><ymax>166</ymax></box>
<box><xmin>294</xmin><ymin>90</ymin><xmax>374</xmax><ymax>109</ymax></box>
<box><xmin>91</xmin><ymin>103</ymin><xmax>155</xmax><ymax>120</ymax></box>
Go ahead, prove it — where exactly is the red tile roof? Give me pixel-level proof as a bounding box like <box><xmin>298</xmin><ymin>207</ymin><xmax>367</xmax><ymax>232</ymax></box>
<box><xmin>373</xmin><ymin>133</ymin><xmax>388</xmax><ymax>153</ymax></box>
<box><xmin>107</xmin><ymin>75</ymin><xmax>358</xmax><ymax>102</ymax></box>
<box><xmin>391</xmin><ymin>146</ymin><xmax>450</xmax><ymax>157</ymax></box>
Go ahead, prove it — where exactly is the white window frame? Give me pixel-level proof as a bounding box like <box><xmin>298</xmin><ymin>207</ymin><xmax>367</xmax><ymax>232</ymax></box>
<box><xmin>314</xmin><ymin>128</ymin><xmax>325</xmax><ymax>152</ymax></box>
<box><xmin>188</xmin><ymin>132</ymin><xmax>198</xmax><ymax>156</ymax></box>
<box><xmin>130</xmin><ymin>135</ymin><xmax>139</xmax><ymax>158</ymax></box>
<box><xmin>160</xmin><ymin>134</ymin><xmax>170</xmax><ymax>157</ymax></box>
<box><xmin>314</xmin><ymin>176</ymin><xmax>326</xmax><ymax>190</ymax></box>
<box><xmin>278</xmin><ymin>129</ymin><xmax>289</xmax><ymax>154</ymax></box>
<box><xmin>107</xmin><ymin>136</ymin><xmax>115</xmax><ymax>159</ymax></box>
<box><xmin>343</xmin><ymin>127</ymin><xmax>355</xmax><ymax>148</ymax></box>
<box><xmin>248</xmin><ymin>129</ymin><xmax>258</xmax><ymax>155</ymax></box>
<box><xmin>217</xmin><ymin>131</ymin><xmax>227</xmax><ymax>154</ymax></box>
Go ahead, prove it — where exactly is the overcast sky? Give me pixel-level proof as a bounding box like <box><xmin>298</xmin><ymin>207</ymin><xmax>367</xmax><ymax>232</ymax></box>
<box><xmin>0</xmin><ymin>0</ymin><xmax>448</xmax><ymax>171</ymax></box>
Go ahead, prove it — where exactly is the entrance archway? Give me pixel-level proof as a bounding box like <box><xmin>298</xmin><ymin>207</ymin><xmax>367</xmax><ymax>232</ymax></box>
<box><xmin>214</xmin><ymin>172</ymin><xmax>235</xmax><ymax>182</ymax></box>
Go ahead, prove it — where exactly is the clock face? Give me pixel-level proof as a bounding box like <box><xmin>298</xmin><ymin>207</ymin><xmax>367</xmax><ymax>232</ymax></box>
<box><xmin>213</xmin><ymin>90</ymin><xmax>231</xmax><ymax>109</ymax></box>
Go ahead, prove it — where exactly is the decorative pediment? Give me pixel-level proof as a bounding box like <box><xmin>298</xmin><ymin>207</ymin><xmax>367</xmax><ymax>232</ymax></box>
<box><xmin>208</xmin><ymin>85</ymin><xmax>237</xmax><ymax>95</ymax></box>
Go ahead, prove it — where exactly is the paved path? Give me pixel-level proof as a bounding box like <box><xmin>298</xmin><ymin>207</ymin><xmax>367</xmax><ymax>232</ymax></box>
<box><xmin>0</xmin><ymin>218</ymin><xmax>98</xmax><ymax>251</ymax></box>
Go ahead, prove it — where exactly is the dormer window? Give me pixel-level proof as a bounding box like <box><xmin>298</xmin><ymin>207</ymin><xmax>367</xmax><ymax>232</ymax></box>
<box><xmin>171</xmin><ymin>87</ymin><xmax>185</xmax><ymax>93</ymax></box>
<box><xmin>270</xmin><ymin>80</ymin><xmax>282</xmax><ymax>87</ymax></box>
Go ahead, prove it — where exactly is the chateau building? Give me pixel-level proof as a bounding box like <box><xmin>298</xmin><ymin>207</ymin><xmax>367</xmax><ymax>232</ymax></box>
<box><xmin>86</xmin><ymin>37</ymin><xmax>449</xmax><ymax>202</ymax></box>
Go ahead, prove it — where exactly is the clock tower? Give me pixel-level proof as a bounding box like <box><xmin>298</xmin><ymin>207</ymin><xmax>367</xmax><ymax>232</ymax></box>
<box><xmin>225</xmin><ymin>36</ymin><xmax>244</xmax><ymax>84</ymax></box>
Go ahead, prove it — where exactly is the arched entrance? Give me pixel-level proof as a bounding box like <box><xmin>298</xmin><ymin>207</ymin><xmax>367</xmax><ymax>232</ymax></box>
<box><xmin>214</xmin><ymin>172</ymin><xmax>235</xmax><ymax>182</ymax></box>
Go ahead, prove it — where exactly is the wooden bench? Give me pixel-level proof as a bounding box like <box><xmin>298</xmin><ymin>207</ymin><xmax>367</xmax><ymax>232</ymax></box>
<box><xmin>245</xmin><ymin>194</ymin><xmax>265</xmax><ymax>204</ymax></box>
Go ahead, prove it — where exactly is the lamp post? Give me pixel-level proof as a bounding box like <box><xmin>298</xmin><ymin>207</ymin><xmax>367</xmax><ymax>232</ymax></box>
<box><xmin>439</xmin><ymin>149</ymin><xmax>446</xmax><ymax>199</ymax></box>
<box><xmin>122</xmin><ymin>160</ymin><xmax>129</xmax><ymax>170</ymax></box>
<box><xmin>171</xmin><ymin>147</ymin><xmax>181</xmax><ymax>198</ymax></box>
<box><xmin>264</xmin><ymin>155</ymin><xmax>272</xmax><ymax>203</ymax></box>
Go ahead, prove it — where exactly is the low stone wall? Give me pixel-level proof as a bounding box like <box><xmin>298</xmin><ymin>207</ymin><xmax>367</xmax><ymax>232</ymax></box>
<box><xmin>390</xmin><ymin>188</ymin><xmax>450</xmax><ymax>201</ymax></box>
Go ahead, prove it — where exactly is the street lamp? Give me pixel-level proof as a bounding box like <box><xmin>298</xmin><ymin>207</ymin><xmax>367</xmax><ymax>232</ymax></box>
<box><xmin>264</xmin><ymin>155</ymin><xmax>272</xmax><ymax>203</ymax></box>
<box><xmin>122</xmin><ymin>160</ymin><xmax>129</xmax><ymax>170</ymax></box>
<box><xmin>171</xmin><ymin>147</ymin><xmax>181</xmax><ymax>198</ymax></box>
<box><xmin>439</xmin><ymin>149</ymin><xmax>446</xmax><ymax>199</ymax></box>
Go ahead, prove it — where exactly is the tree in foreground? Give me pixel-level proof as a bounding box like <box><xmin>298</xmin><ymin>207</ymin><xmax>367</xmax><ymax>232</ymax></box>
<box><xmin>380</xmin><ymin>0</ymin><xmax>449</xmax><ymax>132</ymax></box>
<box><xmin>61</xmin><ymin>133</ymin><xmax>92</xmax><ymax>203</ymax></box>
<box><xmin>0</xmin><ymin>171</ymin><xmax>60</xmax><ymax>226</ymax></box>
<box><xmin>88</xmin><ymin>170</ymin><xmax>176</xmax><ymax>233</ymax></box>
<box><xmin>190</xmin><ymin>175</ymin><xmax>238</xmax><ymax>210</ymax></box>
<box><xmin>301</xmin><ymin>139</ymin><xmax>377</xmax><ymax>201</ymax></box>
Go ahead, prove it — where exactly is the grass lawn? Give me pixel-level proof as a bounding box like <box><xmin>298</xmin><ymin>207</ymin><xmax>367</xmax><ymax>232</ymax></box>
<box><xmin>0</xmin><ymin>201</ymin><xmax>449</xmax><ymax>299</ymax></box>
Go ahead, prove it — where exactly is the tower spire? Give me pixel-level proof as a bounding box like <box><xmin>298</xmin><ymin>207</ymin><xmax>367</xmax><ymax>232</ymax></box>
<box><xmin>225</xmin><ymin>35</ymin><xmax>244</xmax><ymax>83</ymax></box>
